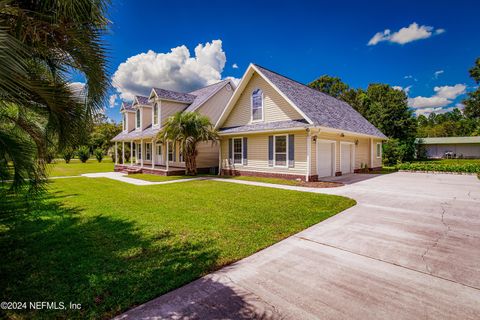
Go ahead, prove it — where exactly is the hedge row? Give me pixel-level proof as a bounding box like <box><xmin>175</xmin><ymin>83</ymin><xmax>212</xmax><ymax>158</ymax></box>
<box><xmin>396</xmin><ymin>162</ymin><xmax>480</xmax><ymax>173</ymax></box>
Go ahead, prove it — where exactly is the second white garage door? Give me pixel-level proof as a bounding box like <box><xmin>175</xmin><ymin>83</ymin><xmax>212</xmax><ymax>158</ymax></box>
<box><xmin>341</xmin><ymin>143</ymin><xmax>354</xmax><ymax>174</ymax></box>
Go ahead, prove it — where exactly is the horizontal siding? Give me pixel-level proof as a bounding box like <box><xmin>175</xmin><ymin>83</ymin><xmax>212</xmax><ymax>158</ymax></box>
<box><xmin>161</xmin><ymin>100</ymin><xmax>189</xmax><ymax>125</ymax></box>
<box><xmin>221</xmin><ymin>132</ymin><xmax>308</xmax><ymax>175</ymax></box>
<box><xmin>196</xmin><ymin>86</ymin><xmax>233</xmax><ymax>125</ymax></box>
<box><xmin>196</xmin><ymin>141</ymin><xmax>219</xmax><ymax>168</ymax></box>
<box><xmin>223</xmin><ymin>73</ymin><xmax>303</xmax><ymax>128</ymax></box>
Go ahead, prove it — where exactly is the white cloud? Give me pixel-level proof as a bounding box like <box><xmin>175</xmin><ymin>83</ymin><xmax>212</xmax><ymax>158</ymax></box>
<box><xmin>109</xmin><ymin>94</ymin><xmax>118</xmax><ymax>108</ymax></box>
<box><xmin>404</xmin><ymin>75</ymin><xmax>418</xmax><ymax>82</ymax></box>
<box><xmin>433</xmin><ymin>84</ymin><xmax>466</xmax><ymax>99</ymax></box>
<box><xmin>368</xmin><ymin>22</ymin><xmax>445</xmax><ymax>46</ymax></box>
<box><xmin>112</xmin><ymin>40</ymin><xmax>230</xmax><ymax>100</ymax></box>
<box><xmin>415</xmin><ymin>106</ymin><xmax>454</xmax><ymax>116</ymax></box>
<box><xmin>393</xmin><ymin>85</ymin><xmax>411</xmax><ymax>95</ymax></box>
<box><xmin>232</xmin><ymin>63</ymin><xmax>239</xmax><ymax>69</ymax></box>
<box><xmin>408</xmin><ymin>84</ymin><xmax>466</xmax><ymax>109</ymax></box>
<box><xmin>224</xmin><ymin>76</ymin><xmax>241</xmax><ymax>86</ymax></box>
<box><xmin>434</xmin><ymin>70</ymin><xmax>444</xmax><ymax>78</ymax></box>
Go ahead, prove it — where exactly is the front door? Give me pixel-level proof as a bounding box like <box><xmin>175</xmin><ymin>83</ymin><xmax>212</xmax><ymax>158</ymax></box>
<box><xmin>156</xmin><ymin>143</ymin><xmax>164</xmax><ymax>165</ymax></box>
<box><xmin>341</xmin><ymin>143</ymin><xmax>353</xmax><ymax>174</ymax></box>
<box><xmin>317</xmin><ymin>141</ymin><xmax>334</xmax><ymax>177</ymax></box>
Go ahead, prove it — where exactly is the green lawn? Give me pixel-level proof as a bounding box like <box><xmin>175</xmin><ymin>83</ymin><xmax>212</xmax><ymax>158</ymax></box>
<box><xmin>225</xmin><ymin>175</ymin><xmax>301</xmax><ymax>186</ymax></box>
<box><xmin>47</xmin><ymin>158</ymin><xmax>114</xmax><ymax>177</ymax></box>
<box><xmin>0</xmin><ymin>178</ymin><xmax>355</xmax><ymax>319</ymax></box>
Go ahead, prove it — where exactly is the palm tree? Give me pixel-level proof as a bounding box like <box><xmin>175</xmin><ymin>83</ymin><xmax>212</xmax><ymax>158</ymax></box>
<box><xmin>158</xmin><ymin>112</ymin><xmax>219</xmax><ymax>176</ymax></box>
<box><xmin>0</xmin><ymin>0</ymin><xmax>109</xmax><ymax>190</ymax></box>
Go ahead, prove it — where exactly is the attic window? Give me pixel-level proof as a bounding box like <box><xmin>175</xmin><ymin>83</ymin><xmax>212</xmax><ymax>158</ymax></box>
<box><xmin>153</xmin><ymin>103</ymin><xmax>159</xmax><ymax>125</ymax></box>
<box><xmin>251</xmin><ymin>89</ymin><xmax>263</xmax><ymax>121</ymax></box>
<box><xmin>136</xmin><ymin>109</ymin><xmax>141</xmax><ymax>128</ymax></box>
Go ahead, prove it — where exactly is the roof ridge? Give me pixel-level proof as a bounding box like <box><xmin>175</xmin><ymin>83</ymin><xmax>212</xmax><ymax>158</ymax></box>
<box><xmin>253</xmin><ymin>63</ymin><xmax>338</xmax><ymax>100</ymax></box>
<box><xmin>188</xmin><ymin>79</ymin><xmax>230</xmax><ymax>93</ymax></box>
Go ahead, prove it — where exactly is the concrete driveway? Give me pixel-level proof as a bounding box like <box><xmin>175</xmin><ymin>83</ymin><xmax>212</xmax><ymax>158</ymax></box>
<box><xmin>114</xmin><ymin>172</ymin><xmax>480</xmax><ymax>320</ymax></box>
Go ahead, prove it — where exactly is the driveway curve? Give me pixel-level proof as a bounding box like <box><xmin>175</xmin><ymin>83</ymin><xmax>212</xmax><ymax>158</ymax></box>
<box><xmin>114</xmin><ymin>172</ymin><xmax>480</xmax><ymax>320</ymax></box>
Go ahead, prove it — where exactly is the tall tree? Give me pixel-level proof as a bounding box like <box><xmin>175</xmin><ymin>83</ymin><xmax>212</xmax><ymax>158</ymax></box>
<box><xmin>308</xmin><ymin>75</ymin><xmax>349</xmax><ymax>98</ymax></box>
<box><xmin>158</xmin><ymin>112</ymin><xmax>219</xmax><ymax>176</ymax></box>
<box><xmin>0</xmin><ymin>0</ymin><xmax>109</xmax><ymax>189</ymax></box>
<box><xmin>463</xmin><ymin>57</ymin><xmax>480</xmax><ymax>119</ymax></box>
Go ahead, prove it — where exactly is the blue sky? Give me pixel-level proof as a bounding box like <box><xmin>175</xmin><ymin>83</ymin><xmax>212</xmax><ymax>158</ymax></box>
<box><xmin>88</xmin><ymin>0</ymin><xmax>480</xmax><ymax>121</ymax></box>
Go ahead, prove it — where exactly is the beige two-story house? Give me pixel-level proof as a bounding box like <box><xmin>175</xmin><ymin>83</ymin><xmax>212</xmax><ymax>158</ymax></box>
<box><xmin>112</xmin><ymin>79</ymin><xmax>235</xmax><ymax>175</ymax></box>
<box><xmin>216</xmin><ymin>64</ymin><xmax>386</xmax><ymax>181</ymax></box>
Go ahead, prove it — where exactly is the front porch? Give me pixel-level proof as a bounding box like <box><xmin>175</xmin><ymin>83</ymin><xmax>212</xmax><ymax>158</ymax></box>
<box><xmin>114</xmin><ymin>163</ymin><xmax>185</xmax><ymax>176</ymax></box>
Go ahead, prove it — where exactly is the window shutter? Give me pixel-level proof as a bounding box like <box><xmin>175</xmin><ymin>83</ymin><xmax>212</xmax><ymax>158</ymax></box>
<box><xmin>228</xmin><ymin>138</ymin><xmax>233</xmax><ymax>165</ymax></box>
<box><xmin>268</xmin><ymin>136</ymin><xmax>273</xmax><ymax>166</ymax></box>
<box><xmin>288</xmin><ymin>134</ymin><xmax>295</xmax><ymax>168</ymax></box>
<box><xmin>243</xmin><ymin>137</ymin><xmax>248</xmax><ymax>165</ymax></box>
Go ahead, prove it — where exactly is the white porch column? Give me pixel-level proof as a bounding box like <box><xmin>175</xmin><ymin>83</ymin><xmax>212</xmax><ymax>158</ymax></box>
<box><xmin>306</xmin><ymin>129</ymin><xmax>311</xmax><ymax>182</ymax></box>
<box><xmin>130</xmin><ymin>141</ymin><xmax>133</xmax><ymax>166</ymax></box>
<box><xmin>122</xmin><ymin>141</ymin><xmax>125</xmax><ymax>164</ymax></box>
<box><xmin>151</xmin><ymin>138</ymin><xmax>155</xmax><ymax>169</ymax></box>
<box><xmin>140</xmin><ymin>139</ymin><xmax>144</xmax><ymax>168</ymax></box>
<box><xmin>218</xmin><ymin>139</ymin><xmax>222</xmax><ymax>175</ymax></box>
<box><xmin>115</xmin><ymin>142</ymin><xmax>118</xmax><ymax>165</ymax></box>
<box><xmin>166</xmin><ymin>140</ymin><xmax>169</xmax><ymax>171</ymax></box>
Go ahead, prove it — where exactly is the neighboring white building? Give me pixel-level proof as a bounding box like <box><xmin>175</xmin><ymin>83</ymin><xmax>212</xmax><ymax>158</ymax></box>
<box><xmin>416</xmin><ymin>136</ymin><xmax>480</xmax><ymax>159</ymax></box>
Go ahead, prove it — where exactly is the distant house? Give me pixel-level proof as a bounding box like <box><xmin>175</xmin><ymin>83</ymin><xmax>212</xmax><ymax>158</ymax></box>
<box><xmin>216</xmin><ymin>64</ymin><xmax>387</xmax><ymax>181</ymax></box>
<box><xmin>416</xmin><ymin>137</ymin><xmax>480</xmax><ymax>159</ymax></box>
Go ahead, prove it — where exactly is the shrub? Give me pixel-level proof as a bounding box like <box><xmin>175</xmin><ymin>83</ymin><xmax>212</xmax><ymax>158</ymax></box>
<box><xmin>396</xmin><ymin>161</ymin><xmax>480</xmax><ymax>173</ymax></box>
<box><xmin>94</xmin><ymin>148</ymin><xmax>104</xmax><ymax>163</ymax></box>
<box><xmin>383</xmin><ymin>138</ymin><xmax>415</xmax><ymax>166</ymax></box>
<box><xmin>62</xmin><ymin>147</ymin><xmax>75</xmax><ymax>163</ymax></box>
<box><xmin>77</xmin><ymin>146</ymin><xmax>90</xmax><ymax>163</ymax></box>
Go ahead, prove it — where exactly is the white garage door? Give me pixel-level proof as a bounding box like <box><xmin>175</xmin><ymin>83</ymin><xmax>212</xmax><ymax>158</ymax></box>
<box><xmin>317</xmin><ymin>142</ymin><xmax>334</xmax><ymax>177</ymax></box>
<box><xmin>341</xmin><ymin>143</ymin><xmax>353</xmax><ymax>174</ymax></box>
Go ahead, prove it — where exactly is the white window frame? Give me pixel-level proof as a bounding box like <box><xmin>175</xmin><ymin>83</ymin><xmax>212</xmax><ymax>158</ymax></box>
<box><xmin>376</xmin><ymin>142</ymin><xmax>382</xmax><ymax>158</ymax></box>
<box><xmin>251</xmin><ymin>88</ymin><xmax>264</xmax><ymax>122</ymax></box>
<box><xmin>273</xmin><ymin>134</ymin><xmax>288</xmax><ymax>168</ymax></box>
<box><xmin>153</xmin><ymin>103</ymin><xmax>159</xmax><ymax>126</ymax></box>
<box><xmin>178</xmin><ymin>143</ymin><xmax>184</xmax><ymax>163</ymax></box>
<box><xmin>122</xmin><ymin>113</ymin><xmax>126</xmax><ymax>131</ymax></box>
<box><xmin>145</xmin><ymin>143</ymin><xmax>151</xmax><ymax>161</ymax></box>
<box><xmin>136</xmin><ymin>109</ymin><xmax>141</xmax><ymax>129</ymax></box>
<box><xmin>137</xmin><ymin>142</ymin><xmax>142</xmax><ymax>160</ymax></box>
<box><xmin>232</xmin><ymin>137</ymin><xmax>243</xmax><ymax>165</ymax></box>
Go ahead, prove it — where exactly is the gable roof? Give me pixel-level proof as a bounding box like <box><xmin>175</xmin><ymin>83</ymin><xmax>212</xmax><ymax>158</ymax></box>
<box><xmin>120</xmin><ymin>102</ymin><xmax>134</xmax><ymax>112</ymax></box>
<box><xmin>252</xmin><ymin>64</ymin><xmax>387</xmax><ymax>138</ymax></box>
<box><xmin>151</xmin><ymin>87</ymin><xmax>196</xmax><ymax>104</ymax></box>
<box><xmin>416</xmin><ymin>136</ymin><xmax>480</xmax><ymax>144</ymax></box>
<box><xmin>184</xmin><ymin>80</ymin><xmax>233</xmax><ymax>112</ymax></box>
<box><xmin>133</xmin><ymin>95</ymin><xmax>151</xmax><ymax>106</ymax></box>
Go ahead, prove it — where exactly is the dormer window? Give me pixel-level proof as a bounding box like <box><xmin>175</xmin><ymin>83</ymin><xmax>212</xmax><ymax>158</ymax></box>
<box><xmin>136</xmin><ymin>109</ymin><xmax>141</xmax><ymax>129</ymax></box>
<box><xmin>251</xmin><ymin>88</ymin><xmax>263</xmax><ymax>122</ymax></box>
<box><xmin>153</xmin><ymin>103</ymin><xmax>159</xmax><ymax>125</ymax></box>
<box><xmin>122</xmin><ymin>113</ymin><xmax>126</xmax><ymax>131</ymax></box>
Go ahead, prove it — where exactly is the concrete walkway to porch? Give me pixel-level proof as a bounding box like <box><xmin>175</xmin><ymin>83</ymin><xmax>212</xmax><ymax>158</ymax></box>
<box><xmin>81</xmin><ymin>172</ymin><xmax>205</xmax><ymax>185</ymax></box>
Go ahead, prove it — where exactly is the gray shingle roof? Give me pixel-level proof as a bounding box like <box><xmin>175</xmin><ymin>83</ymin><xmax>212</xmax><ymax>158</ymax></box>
<box><xmin>134</xmin><ymin>95</ymin><xmax>151</xmax><ymax>106</ymax></box>
<box><xmin>254</xmin><ymin>64</ymin><xmax>387</xmax><ymax>138</ymax></box>
<box><xmin>152</xmin><ymin>88</ymin><xmax>196</xmax><ymax>104</ymax></box>
<box><xmin>120</xmin><ymin>102</ymin><xmax>134</xmax><ymax>111</ymax></box>
<box><xmin>185</xmin><ymin>80</ymin><xmax>231</xmax><ymax>112</ymax></box>
<box><xmin>219</xmin><ymin>119</ymin><xmax>309</xmax><ymax>134</ymax></box>
<box><xmin>111</xmin><ymin>125</ymin><xmax>161</xmax><ymax>142</ymax></box>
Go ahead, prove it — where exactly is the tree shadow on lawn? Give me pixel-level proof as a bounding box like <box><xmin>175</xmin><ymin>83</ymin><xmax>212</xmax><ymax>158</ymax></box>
<box><xmin>0</xmin><ymin>188</ymin><xmax>220</xmax><ymax>319</ymax></box>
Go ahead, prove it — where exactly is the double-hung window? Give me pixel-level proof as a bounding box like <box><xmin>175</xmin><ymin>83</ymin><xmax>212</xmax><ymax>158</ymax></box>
<box><xmin>233</xmin><ymin>138</ymin><xmax>243</xmax><ymax>164</ymax></box>
<box><xmin>274</xmin><ymin>135</ymin><xmax>287</xmax><ymax>167</ymax></box>
<box><xmin>168</xmin><ymin>141</ymin><xmax>174</xmax><ymax>161</ymax></box>
<box><xmin>251</xmin><ymin>89</ymin><xmax>263</xmax><ymax>121</ymax></box>
<box><xmin>376</xmin><ymin>143</ymin><xmax>382</xmax><ymax>158</ymax></box>
<box><xmin>122</xmin><ymin>113</ymin><xmax>126</xmax><ymax>131</ymax></box>
<box><xmin>136</xmin><ymin>109</ymin><xmax>141</xmax><ymax>129</ymax></box>
<box><xmin>153</xmin><ymin>103</ymin><xmax>159</xmax><ymax>126</ymax></box>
